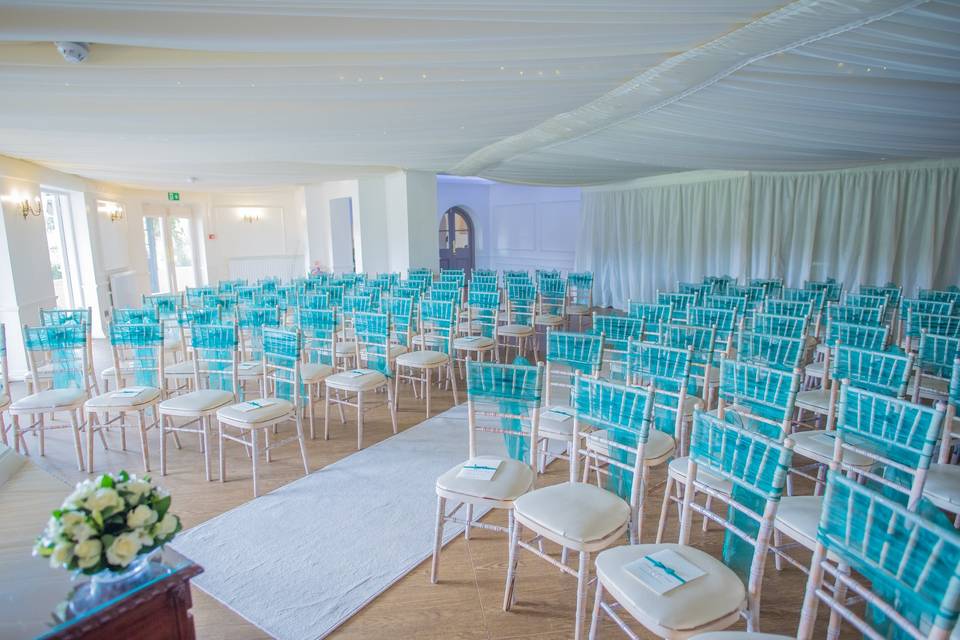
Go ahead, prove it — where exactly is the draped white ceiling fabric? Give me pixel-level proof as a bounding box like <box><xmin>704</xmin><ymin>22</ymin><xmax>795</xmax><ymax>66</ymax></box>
<box><xmin>576</xmin><ymin>160</ymin><xmax>960</xmax><ymax>308</ymax></box>
<box><xmin>0</xmin><ymin>0</ymin><xmax>957</xmax><ymax>188</ymax></box>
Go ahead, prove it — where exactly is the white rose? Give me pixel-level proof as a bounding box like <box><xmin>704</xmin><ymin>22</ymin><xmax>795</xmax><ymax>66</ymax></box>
<box><xmin>60</xmin><ymin>511</ymin><xmax>85</xmax><ymax>529</ymax></box>
<box><xmin>153</xmin><ymin>513</ymin><xmax>179</xmax><ymax>539</ymax></box>
<box><xmin>64</xmin><ymin>481</ymin><xmax>96</xmax><ymax>508</ymax></box>
<box><xmin>121</xmin><ymin>479</ymin><xmax>153</xmax><ymax>505</ymax></box>
<box><xmin>71</xmin><ymin>522</ymin><xmax>97</xmax><ymax>542</ymax></box>
<box><xmin>138</xmin><ymin>530</ymin><xmax>155</xmax><ymax>547</ymax></box>
<box><xmin>85</xmin><ymin>488</ymin><xmax>123</xmax><ymax>514</ymax></box>
<box><xmin>50</xmin><ymin>543</ymin><xmax>74</xmax><ymax>569</ymax></box>
<box><xmin>74</xmin><ymin>538</ymin><xmax>102</xmax><ymax>567</ymax></box>
<box><xmin>106</xmin><ymin>533</ymin><xmax>142</xmax><ymax>567</ymax></box>
<box><xmin>126</xmin><ymin>504</ymin><xmax>158</xmax><ymax>529</ymax></box>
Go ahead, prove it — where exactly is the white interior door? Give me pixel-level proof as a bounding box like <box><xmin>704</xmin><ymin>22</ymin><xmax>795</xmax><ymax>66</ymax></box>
<box><xmin>142</xmin><ymin>204</ymin><xmax>201</xmax><ymax>293</ymax></box>
<box><xmin>42</xmin><ymin>191</ymin><xmax>85</xmax><ymax>308</ymax></box>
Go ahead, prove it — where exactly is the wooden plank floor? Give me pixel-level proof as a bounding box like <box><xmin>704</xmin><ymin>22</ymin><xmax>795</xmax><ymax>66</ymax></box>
<box><xmin>5</xmin><ymin>342</ymin><xmax>847</xmax><ymax>639</ymax></box>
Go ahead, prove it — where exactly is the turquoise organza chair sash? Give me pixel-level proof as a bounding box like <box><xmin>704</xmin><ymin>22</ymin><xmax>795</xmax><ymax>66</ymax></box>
<box><xmin>109</xmin><ymin>322</ymin><xmax>164</xmax><ymax>388</ymax></box>
<box><xmin>656</xmin><ymin>292</ymin><xmax>695</xmax><ymax>321</ymax></box>
<box><xmin>466</xmin><ymin>360</ymin><xmax>544</xmax><ymax>462</ymax></box>
<box><xmin>592</xmin><ymin>314</ymin><xmax>643</xmax><ymax>381</ymax></box>
<box><xmin>297</xmin><ymin>308</ymin><xmax>337</xmax><ymax>368</ymax></box>
<box><xmin>783</xmin><ymin>287</ymin><xmax>826</xmax><ymax>311</ymax></box>
<box><xmin>825</xmin><ymin>320</ymin><xmax>889</xmax><ymax>351</ymax></box>
<box><xmin>113</xmin><ymin>308</ymin><xmax>159</xmax><ymax>324</ymax></box>
<box><xmin>217</xmin><ymin>279</ymin><xmax>246</xmax><ymax>293</ymax></box>
<box><xmin>717</xmin><ymin>357</ymin><xmax>800</xmax><ymax>439</ymax></box>
<box><xmin>762</xmin><ymin>298</ymin><xmax>813</xmax><ymax>320</ymax></box>
<box><xmin>688</xmin><ymin>307</ymin><xmax>737</xmax><ymax>340</ymax></box>
<box><xmin>914</xmin><ymin>332</ymin><xmax>958</xmax><ymax>380</ymax></box>
<box><xmin>386</xmin><ymin>298</ymin><xmax>415</xmax><ymax>348</ymax></box>
<box><xmin>185</xmin><ymin>286</ymin><xmax>215</xmax><ymax>307</ymax></box>
<box><xmin>860</xmin><ymin>284</ymin><xmax>902</xmax><ymax>306</ymax></box>
<box><xmin>918</xmin><ymin>288</ymin><xmax>960</xmax><ymax>307</ymax></box>
<box><xmin>830</xmin><ymin>345</ymin><xmax>912</xmax><ymax>397</ymax></box>
<box><xmin>238</xmin><ymin>307</ymin><xmax>282</xmax><ymax>361</ymax></box>
<box><xmin>191</xmin><ymin>324</ymin><xmax>238</xmax><ymax>392</ymax></box>
<box><xmin>23</xmin><ymin>324</ymin><xmax>88</xmax><ymax>390</ymax></box>
<box><xmin>752</xmin><ymin>312</ymin><xmax>807</xmax><ymax>339</ymax></box>
<box><xmin>419</xmin><ymin>300</ymin><xmax>457</xmax><ymax>354</ymax></box>
<box><xmin>626</xmin><ymin>302</ymin><xmax>672</xmax><ymax>338</ymax></box>
<box><xmin>735</xmin><ymin>331</ymin><xmax>804</xmax><ymax>371</ymax></box>
<box><xmin>627</xmin><ymin>341</ymin><xmax>694</xmax><ymax>440</ymax></box>
<box><xmin>262</xmin><ymin>327</ymin><xmax>302</xmax><ymax>404</ymax></box>
<box><xmin>354</xmin><ymin>312</ymin><xmax>392</xmax><ymax>377</ymax></box>
<box><xmin>907</xmin><ymin>312</ymin><xmax>960</xmax><ymax>342</ymax></box>
<box><xmin>901</xmin><ymin>297</ymin><xmax>953</xmax><ymax>320</ymax></box>
<box><xmin>703</xmin><ymin>295</ymin><xmax>748</xmax><ymax>316</ymax></box>
<box><xmin>804</xmin><ymin>279</ymin><xmax>843</xmax><ymax>302</ymax></box>
<box><xmin>826</xmin><ymin>303</ymin><xmax>883</xmax><ymax>326</ymax></box>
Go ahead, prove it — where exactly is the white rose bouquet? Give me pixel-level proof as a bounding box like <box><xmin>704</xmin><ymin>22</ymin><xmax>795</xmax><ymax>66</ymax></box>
<box><xmin>34</xmin><ymin>470</ymin><xmax>182</xmax><ymax>575</ymax></box>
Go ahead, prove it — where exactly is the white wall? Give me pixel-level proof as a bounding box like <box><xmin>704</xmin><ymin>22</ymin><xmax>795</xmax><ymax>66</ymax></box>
<box><xmin>436</xmin><ymin>176</ymin><xmax>581</xmax><ymax>273</ymax></box>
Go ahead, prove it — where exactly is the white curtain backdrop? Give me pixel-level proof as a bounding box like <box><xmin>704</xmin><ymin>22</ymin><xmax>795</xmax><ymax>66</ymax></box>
<box><xmin>576</xmin><ymin>160</ymin><xmax>960</xmax><ymax>308</ymax></box>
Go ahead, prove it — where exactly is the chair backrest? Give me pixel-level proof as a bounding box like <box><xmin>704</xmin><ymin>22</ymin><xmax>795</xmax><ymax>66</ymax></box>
<box><xmin>763</xmin><ymin>298</ymin><xmax>813</xmax><ymax>320</ymax></box>
<box><xmin>297</xmin><ymin>308</ymin><xmax>337</xmax><ymax>368</ymax></box>
<box><xmin>682</xmin><ymin>411</ymin><xmax>793</xmax><ymax>606</ymax></box>
<box><xmin>538</xmin><ymin>278</ymin><xmax>567</xmax><ymax>317</ymax></box>
<box><xmin>190</xmin><ymin>324</ymin><xmax>239</xmax><ymax>393</ymax></box>
<box><xmin>799</xmin><ymin>472</ymin><xmax>960</xmax><ymax>640</ymax></box>
<box><xmin>860</xmin><ymin>284</ymin><xmax>902</xmax><ymax>307</ymax></box>
<box><xmin>703</xmin><ymin>275</ymin><xmax>735</xmax><ymax>295</ymax></box>
<box><xmin>392</xmin><ymin>285</ymin><xmax>421</xmax><ymax>302</ymax></box>
<box><xmin>503</xmin><ymin>269</ymin><xmax>531</xmax><ymax>288</ymax></box>
<box><xmin>901</xmin><ymin>298</ymin><xmax>954</xmax><ymax>320</ymax></box>
<box><xmin>834</xmin><ymin>384</ymin><xmax>944</xmax><ymax>509</ymax></box>
<box><xmin>915</xmin><ymin>332</ymin><xmax>959</xmax><ymax>381</ymax></box>
<box><xmin>343</xmin><ymin>293</ymin><xmax>375</xmax><ymax>315</ymax></box>
<box><xmin>627</xmin><ymin>341</ymin><xmax>693</xmax><ymax>439</ymax></box>
<box><xmin>23</xmin><ymin>324</ymin><xmax>88</xmax><ymax>390</ymax></box>
<box><xmin>571</xmin><ymin>375</ymin><xmax>656</xmax><ymax>501</ymax></box>
<box><xmin>657</xmin><ymin>292</ymin><xmax>695</xmax><ymax>321</ymax></box>
<box><xmin>703</xmin><ymin>295</ymin><xmax>748</xmax><ymax>317</ymax></box>
<box><xmin>178</xmin><ymin>307</ymin><xmax>220</xmax><ymax>327</ymax></box>
<box><xmin>544</xmin><ymin>330</ymin><xmax>603</xmax><ymax>406</ymax></box>
<box><xmin>566</xmin><ymin>272</ymin><xmax>593</xmax><ymax>306</ymax></box>
<box><xmin>728</xmin><ymin>284</ymin><xmax>766</xmax><ymax>310</ymax></box>
<box><xmin>506</xmin><ymin>284</ymin><xmax>536</xmax><ymax>328</ymax></box>
<box><xmin>143</xmin><ymin>293</ymin><xmax>182</xmax><ymax>319</ymax></box>
<box><xmin>736</xmin><ymin>330</ymin><xmax>805</xmax><ymax>371</ymax></box>
<box><xmin>108</xmin><ymin>322</ymin><xmax>165</xmax><ymax>389</ymax></box>
<box><xmin>418</xmin><ymin>300</ymin><xmax>457</xmax><ymax>354</ymax></box>
<box><xmin>659</xmin><ymin>323</ymin><xmax>722</xmax><ymax>389</ymax></box>
<box><xmin>428</xmin><ymin>286</ymin><xmax>463</xmax><ymax>304</ymax></box>
<box><xmin>465</xmin><ymin>290</ymin><xmax>499</xmax><ymax>339</ymax></box>
<box><xmin>845</xmin><ymin>292</ymin><xmax>888</xmax><ymax>312</ymax></box>
<box><xmin>185</xmin><ymin>286</ymin><xmax>215</xmax><ymax>307</ymax></box>
<box><xmin>826</xmin><ymin>302</ymin><xmax>884</xmax><ymax>327</ymax></box>
<box><xmin>804</xmin><ymin>279</ymin><xmax>843</xmax><ymax>302</ymax></box>
<box><xmin>592</xmin><ymin>314</ymin><xmax>644</xmax><ymax>380</ymax></box>
<box><xmin>626</xmin><ymin>302</ymin><xmax>673</xmax><ymax>338</ymax></box>
<box><xmin>752</xmin><ymin>312</ymin><xmax>807</xmax><ymax>339</ymax></box>
<box><xmin>825</xmin><ymin>320</ymin><xmax>889</xmax><ymax>351</ymax></box>
<box><xmin>204</xmin><ymin>293</ymin><xmax>238</xmax><ymax>318</ymax></box>
<box><xmin>237</xmin><ymin>307</ymin><xmax>282</xmax><ymax>360</ymax></box>
<box><xmin>217</xmin><ymin>279</ymin><xmax>246</xmax><ymax>293</ymax></box>
<box><xmin>830</xmin><ymin>345</ymin><xmax>912</xmax><ymax>397</ymax></box>
<box><xmin>318</xmin><ymin>285</ymin><xmax>345</xmax><ymax>307</ymax></box>
<box><xmin>298</xmin><ymin>293</ymin><xmax>330</xmax><ymax>310</ymax></box>
<box><xmin>464</xmin><ymin>360</ymin><xmax>544</xmax><ymax>464</ymax></box>
<box><xmin>918</xmin><ymin>288</ymin><xmax>960</xmax><ymax>307</ymax></box>
<box><xmin>718</xmin><ymin>356</ymin><xmax>800</xmax><ymax>439</ymax></box>
<box><xmin>783</xmin><ymin>287</ymin><xmax>826</xmax><ymax>311</ymax></box>
<box><xmin>906</xmin><ymin>311</ymin><xmax>960</xmax><ymax>343</ymax></box>
<box><xmin>678</xmin><ymin>281</ymin><xmax>710</xmax><ymax>304</ymax></box>
<box><xmin>468</xmin><ymin>279</ymin><xmax>498</xmax><ymax>294</ymax></box>
<box><xmin>354</xmin><ymin>311</ymin><xmax>393</xmax><ymax>376</ymax></box>
<box><xmin>112</xmin><ymin>307</ymin><xmax>159</xmax><ymax>324</ymax></box>
<box><xmin>386</xmin><ymin>297</ymin><xmax>414</xmax><ymax>349</ymax></box>
<box><xmin>750</xmin><ymin>278</ymin><xmax>784</xmax><ymax>298</ymax></box>
<box><xmin>261</xmin><ymin>327</ymin><xmax>302</xmax><ymax>405</ymax></box>
<box><xmin>688</xmin><ymin>307</ymin><xmax>737</xmax><ymax>341</ymax></box>
<box><xmin>440</xmin><ymin>269</ymin><xmax>465</xmax><ymax>289</ymax></box>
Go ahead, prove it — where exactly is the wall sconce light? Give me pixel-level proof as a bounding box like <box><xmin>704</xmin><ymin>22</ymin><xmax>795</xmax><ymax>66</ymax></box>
<box><xmin>21</xmin><ymin>196</ymin><xmax>42</xmax><ymax>219</ymax></box>
<box><xmin>241</xmin><ymin>212</ymin><xmax>259</xmax><ymax>223</ymax></box>
<box><xmin>107</xmin><ymin>203</ymin><xmax>124</xmax><ymax>222</ymax></box>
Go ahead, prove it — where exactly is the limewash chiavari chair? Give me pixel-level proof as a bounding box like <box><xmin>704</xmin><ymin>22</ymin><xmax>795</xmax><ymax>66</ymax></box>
<box><xmin>143</xmin><ymin>293</ymin><xmax>185</xmax><ymax>359</ymax></box>
<box><xmin>323</xmin><ymin>311</ymin><xmax>398</xmax><ymax>449</ymax></box>
<box><xmin>159</xmin><ymin>324</ymin><xmax>239</xmax><ymax>481</ymax></box>
<box><xmin>805</xmin><ymin>279</ymin><xmax>843</xmax><ymax>304</ymax></box>
<box><xmin>567</xmin><ymin>272</ymin><xmax>594</xmax><ymax>330</ymax></box>
<box><xmin>688</xmin><ymin>307</ymin><xmax>738</xmax><ymax>346</ymax></box>
<box><xmin>591</xmin><ymin>410</ymin><xmax>794</xmax><ymax>639</ymax></box>
<box><xmin>656</xmin><ymin>357</ymin><xmax>799</xmax><ymax>541</ymax></box>
<box><xmin>678</xmin><ymin>282</ymin><xmax>710</xmax><ymax>305</ymax></box>
<box><xmin>727</xmin><ymin>284</ymin><xmax>766</xmax><ymax>313</ymax></box>
<box><xmin>783</xmin><ymin>288</ymin><xmax>827</xmax><ymax>324</ymax></box>
<box><xmin>394</xmin><ymin>300</ymin><xmax>460</xmax><ymax>419</ymax></box>
<box><xmin>31</xmin><ymin>307</ymin><xmax>99</xmax><ymax>396</ymax></box>
<box><xmin>11</xmin><ymin>324</ymin><xmax>90</xmax><ymax>470</ymax></box>
<box><xmin>752</xmin><ymin>312</ymin><xmax>807</xmax><ymax>341</ymax></box>
<box><xmin>905</xmin><ymin>311</ymin><xmax>960</xmax><ymax>353</ymax></box>
<box><xmin>592</xmin><ymin>314</ymin><xmax>644</xmax><ymax>382</ymax></box>
<box><xmin>536</xmin><ymin>276</ymin><xmax>567</xmax><ymax>337</ymax></box>
<box><xmin>236</xmin><ymin>306</ymin><xmax>282</xmax><ymax>398</ymax></box>
<box><xmin>203</xmin><ymin>292</ymin><xmax>238</xmax><ymax>322</ymax></box>
<box><xmin>693</xmin><ymin>471</ymin><xmax>960</xmax><ymax>640</ymax></box>
<box><xmin>500</xmin><ymin>283</ymin><xmax>537</xmax><ymax>360</ymax></box>
<box><xmin>657</xmin><ymin>291</ymin><xmax>696</xmax><ymax>323</ymax></box>
<box><xmin>923</xmin><ymin>357</ymin><xmax>960</xmax><ymax>525</ymax></box>
<box><xmin>430</xmin><ymin>360</ymin><xmax>544</xmax><ymax>583</ymax></box>
<box><xmin>0</xmin><ymin>325</ymin><xmax>8</xmax><ymax>447</ymax></box>
<box><xmin>791</xmin><ymin>346</ymin><xmax>913</xmax><ymax>486</ymax></box>
<box><xmin>627</xmin><ymin>302</ymin><xmax>673</xmax><ymax>342</ymax></box>
<box><xmin>912</xmin><ymin>332</ymin><xmax>958</xmax><ymax>403</ymax></box>
<box><xmin>918</xmin><ymin>288</ymin><xmax>960</xmax><ymax>307</ymax></box>
<box><xmin>505</xmin><ymin>376</ymin><xmax>656</xmax><ymax>640</ymax></box>
<box><xmin>658</xmin><ymin>322</ymin><xmax>722</xmax><ymax>407</ymax></box>
<box><xmin>217</xmin><ymin>327</ymin><xmax>310</xmax><ymax>497</ymax></box>
<box><xmin>217</xmin><ymin>279</ymin><xmax>246</xmax><ymax>293</ymax></box>
<box><xmin>454</xmin><ymin>289</ymin><xmax>499</xmax><ymax>370</ymax></box>
<box><xmin>625</xmin><ymin>341</ymin><xmax>694</xmax><ymax>456</ymax></box>
<box><xmin>536</xmin><ymin>330</ymin><xmax>604</xmax><ymax>472</ymax></box>
<box><xmin>900</xmin><ymin>298</ymin><xmax>954</xmax><ymax>345</ymax></box>
<box><xmin>185</xmin><ymin>285</ymin><xmax>215</xmax><ymax>308</ymax></box>
<box><xmin>84</xmin><ymin>322</ymin><xmax>165</xmax><ymax>473</ymax></box>
<box><xmin>804</xmin><ymin>320</ymin><xmax>890</xmax><ymax>389</ymax></box>
<box><xmin>164</xmin><ymin>306</ymin><xmax>221</xmax><ymax>394</ymax></box>
<box><xmin>296</xmin><ymin>308</ymin><xmax>337</xmax><ymax>439</ymax></box>
<box><xmin>750</xmin><ymin>277</ymin><xmax>784</xmax><ymax>299</ymax></box>
<box><xmin>704</xmin><ymin>294</ymin><xmax>749</xmax><ymax>318</ymax></box>
<box><xmin>772</xmin><ymin>385</ymin><xmax>944</xmax><ymax>579</ymax></box>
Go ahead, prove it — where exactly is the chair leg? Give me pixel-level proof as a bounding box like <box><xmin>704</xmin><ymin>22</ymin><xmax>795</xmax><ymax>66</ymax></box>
<box><xmin>425</xmin><ymin>368</ymin><xmax>432</xmax><ymax>418</ymax></box>
<box><xmin>12</xmin><ymin>415</ymin><xmax>22</xmax><ymax>454</ymax></box>
<box><xmin>69</xmin><ymin>411</ymin><xmax>84</xmax><ymax>472</ymax></box>
<box><xmin>137</xmin><ymin>410</ymin><xmax>150</xmax><ymax>472</ymax></box>
<box><xmin>575</xmin><ymin>551</ymin><xmax>591</xmax><ymax>640</ymax></box>
<box><xmin>430</xmin><ymin>495</ymin><xmax>446</xmax><ymax>584</ymax></box>
<box><xmin>503</xmin><ymin>519</ymin><xmax>521</xmax><ymax>611</ymax></box>
<box><xmin>656</xmin><ymin>474</ymin><xmax>674</xmax><ymax>544</ymax></box>
<box><xmin>308</xmin><ymin>386</ymin><xmax>316</xmax><ymax>440</ymax></box>
<box><xmin>86</xmin><ymin>411</ymin><xmax>95</xmax><ymax>474</ymax></box>
<box><xmin>296</xmin><ymin>415</ymin><xmax>309</xmax><ymax>475</ymax></box>
<box><xmin>218</xmin><ymin>421</ymin><xmax>226</xmax><ymax>483</ymax></box>
<box><xmin>250</xmin><ymin>427</ymin><xmax>259</xmax><ymax>498</ymax></box>
<box><xmin>356</xmin><ymin>391</ymin><xmax>364</xmax><ymax>450</ymax></box>
<box><xmin>202</xmin><ymin>416</ymin><xmax>212</xmax><ymax>481</ymax></box>
<box><xmin>387</xmin><ymin>383</ymin><xmax>398</xmax><ymax>434</ymax></box>
<box><xmin>464</xmin><ymin>504</ymin><xmax>473</xmax><ymax>541</ymax></box>
<box><xmin>773</xmin><ymin>528</ymin><xmax>783</xmax><ymax>571</ymax></box>
<box><xmin>324</xmin><ymin>386</ymin><xmax>331</xmax><ymax>440</ymax></box>
<box><xmin>588</xmin><ymin>581</ymin><xmax>605</xmax><ymax>640</ymax></box>
<box><xmin>449</xmin><ymin>362</ymin><xmax>460</xmax><ymax>406</ymax></box>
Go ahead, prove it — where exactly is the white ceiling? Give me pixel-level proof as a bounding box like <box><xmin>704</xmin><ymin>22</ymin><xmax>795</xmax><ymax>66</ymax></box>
<box><xmin>0</xmin><ymin>0</ymin><xmax>957</xmax><ymax>189</ymax></box>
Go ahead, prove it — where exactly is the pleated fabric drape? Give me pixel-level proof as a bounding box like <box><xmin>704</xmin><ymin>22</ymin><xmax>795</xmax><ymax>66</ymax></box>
<box><xmin>576</xmin><ymin>161</ymin><xmax>960</xmax><ymax>308</ymax></box>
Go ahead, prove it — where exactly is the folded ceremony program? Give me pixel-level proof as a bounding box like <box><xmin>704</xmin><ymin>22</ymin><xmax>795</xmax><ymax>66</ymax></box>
<box><xmin>457</xmin><ymin>457</ymin><xmax>502</xmax><ymax>481</ymax></box>
<box><xmin>541</xmin><ymin>407</ymin><xmax>574</xmax><ymax>422</ymax></box>
<box><xmin>623</xmin><ymin>549</ymin><xmax>706</xmax><ymax>596</ymax></box>
<box><xmin>112</xmin><ymin>387</ymin><xmax>149</xmax><ymax>398</ymax></box>
<box><xmin>235</xmin><ymin>399</ymin><xmax>278</xmax><ymax>412</ymax></box>
<box><xmin>342</xmin><ymin>369</ymin><xmax>368</xmax><ymax>378</ymax></box>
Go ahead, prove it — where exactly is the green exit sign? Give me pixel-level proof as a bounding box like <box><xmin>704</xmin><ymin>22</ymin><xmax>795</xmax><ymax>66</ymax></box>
<box><xmin>167</xmin><ymin>192</ymin><xmax>180</xmax><ymax>201</ymax></box>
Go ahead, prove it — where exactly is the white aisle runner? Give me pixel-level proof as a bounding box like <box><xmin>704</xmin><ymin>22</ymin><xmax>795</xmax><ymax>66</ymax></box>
<box><xmin>171</xmin><ymin>405</ymin><xmax>504</xmax><ymax>639</ymax></box>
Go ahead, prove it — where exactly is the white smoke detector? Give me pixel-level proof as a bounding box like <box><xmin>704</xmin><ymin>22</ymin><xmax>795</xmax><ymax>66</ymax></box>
<box><xmin>55</xmin><ymin>42</ymin><xmax>90</xmax><ymax>64</ymax></box>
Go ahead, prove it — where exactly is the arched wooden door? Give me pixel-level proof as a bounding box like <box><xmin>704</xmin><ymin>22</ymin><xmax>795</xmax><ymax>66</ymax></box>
<box><xmin>438</xmin><ymin>206</ymin><xmax>475</xmax><ymax>275</ymax></box>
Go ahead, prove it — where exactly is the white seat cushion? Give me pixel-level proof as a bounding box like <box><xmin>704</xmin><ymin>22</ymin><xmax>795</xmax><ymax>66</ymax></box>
<box><xmin>499</xmin><ymin>323</ymin><xmax>534</xmax><ymax>337</ymax></box>
<box><xmin>23</xmin><ymin>363</ymin><xmax>55</xmax><ymax>380</ymax></box>
<box><xmin>514</xmin><ymin>481</ymin><xmax>629</xmax><ymax>544</ymax></box>
<box><xmin>567</xmin><ymin>304</ymin><xmax>590</xmax><ymax>315</ymax></box>
<box><xmin>537</xmin><ymin>406</ymin><xmax>575</xmax><ymax>438</ymax></box>
<box><xmin>301</xmin><ymin>362</ymin><xmax>334</xmax><ymax>384</ymax></box>
<box><xmin>454</xmin><ymin>336</ymin><xmax>496</xmax><ymax>350</ymax></box>
<box><xmin>595</xmin><ymin>544</ymin><xmax>746</xmax><ymax>632</ymax></box>
<box><xmin>804</xmin><ymin>361</ymin><xmax>825</xmax><ymax>378</ymax></box>
<box><xmin>586</xmin><ymin>428</ymin><xmax>675</xmax><ymax>462</ymax></box>
<box><xmin>436</xmin><ymin>457</ymin><xmax>535</xmax><ymax>502</ymax></box>
<box><xmin>668</xmin><ymin>456</ymin><xmax>733</xmax><ymax>494</ymax></box>
<box><xmin>790</xmin><ymin>430</ymin><xmax>873</xmax><ymax>468</ymax></box>
<box><xmin>100</xmin><ymin>365</ymin><xmax>134</xmax><ymax>381</ymax></box>
<box><xmin>690</xmin><ymin>631</ymin><xmax>790</xmax><ymax>640</ymax></box>
<box><xmin>336</xmin><ymin>341</ymin><xmax>357</xmax><ymax>356</ymax></box>
<box><xmin>159</xmin><ymin>389</ymin><xmax>234</xmax><ymax>414</ymax></box>
<box><xmin>924</xmin><ymin>463</ymin><xmax>960</xmax><ymax>512</ymax></box>
<box><xmin>218</xmin><ymin>398</ymin><xmax>295</xmax><ymax>424</ymax></box>
<box><xmin>164</xmin><ymin>360</ymin><xmax>197</xmax><ymax>378</ymax></box>
<box><xmin>325</xmin><ymin>369</ymin><xmax>387</xmax><ymax>392</ymax></box>
<box><xmin>11</xmin><ymin>388</ymin><xmax>87</xmax><ymax>411</ymax></box>
<box><xmin>795</xmin><ymin>389</ymin><xmax>830</xmax><ymax>414</ymax></box>
<box><xmin>389</xmin><ymin>344</ymin><xmax>409</xmax><ymax>358</ymax></box>
<box><xmin>774</xmin><ymin>495</ymin><xmax>823</xmax><ymax>550</ymax></box>
<box><xmin>85</xmin><ymin>387</ymin><xmax>161</xmax><ymax>409</ymax></box>
<box><xmin>535</xmin><ymin>313</ymin><xmax>563</xmax><ymax>325</ymax></box>
<box><xmin>237</xmin><ymin>361</ymin><xmax>263</xmax><ymax>378</ymax></box>
<box><xmin>396</xmin><ymin>350</ymin><xmax>449</xmax><ymax>368</ymax></box>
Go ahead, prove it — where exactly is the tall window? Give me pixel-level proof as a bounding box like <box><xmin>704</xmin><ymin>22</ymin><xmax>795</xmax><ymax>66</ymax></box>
<box><xmin>143</xmin><ymin>206</ymin><xmax>200</xmax><ymax>293</ymax></box>
<box><xmin>42</xmin><ymin>191</ymin><xmax>84</xmax><ymax>308</ymax></box>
